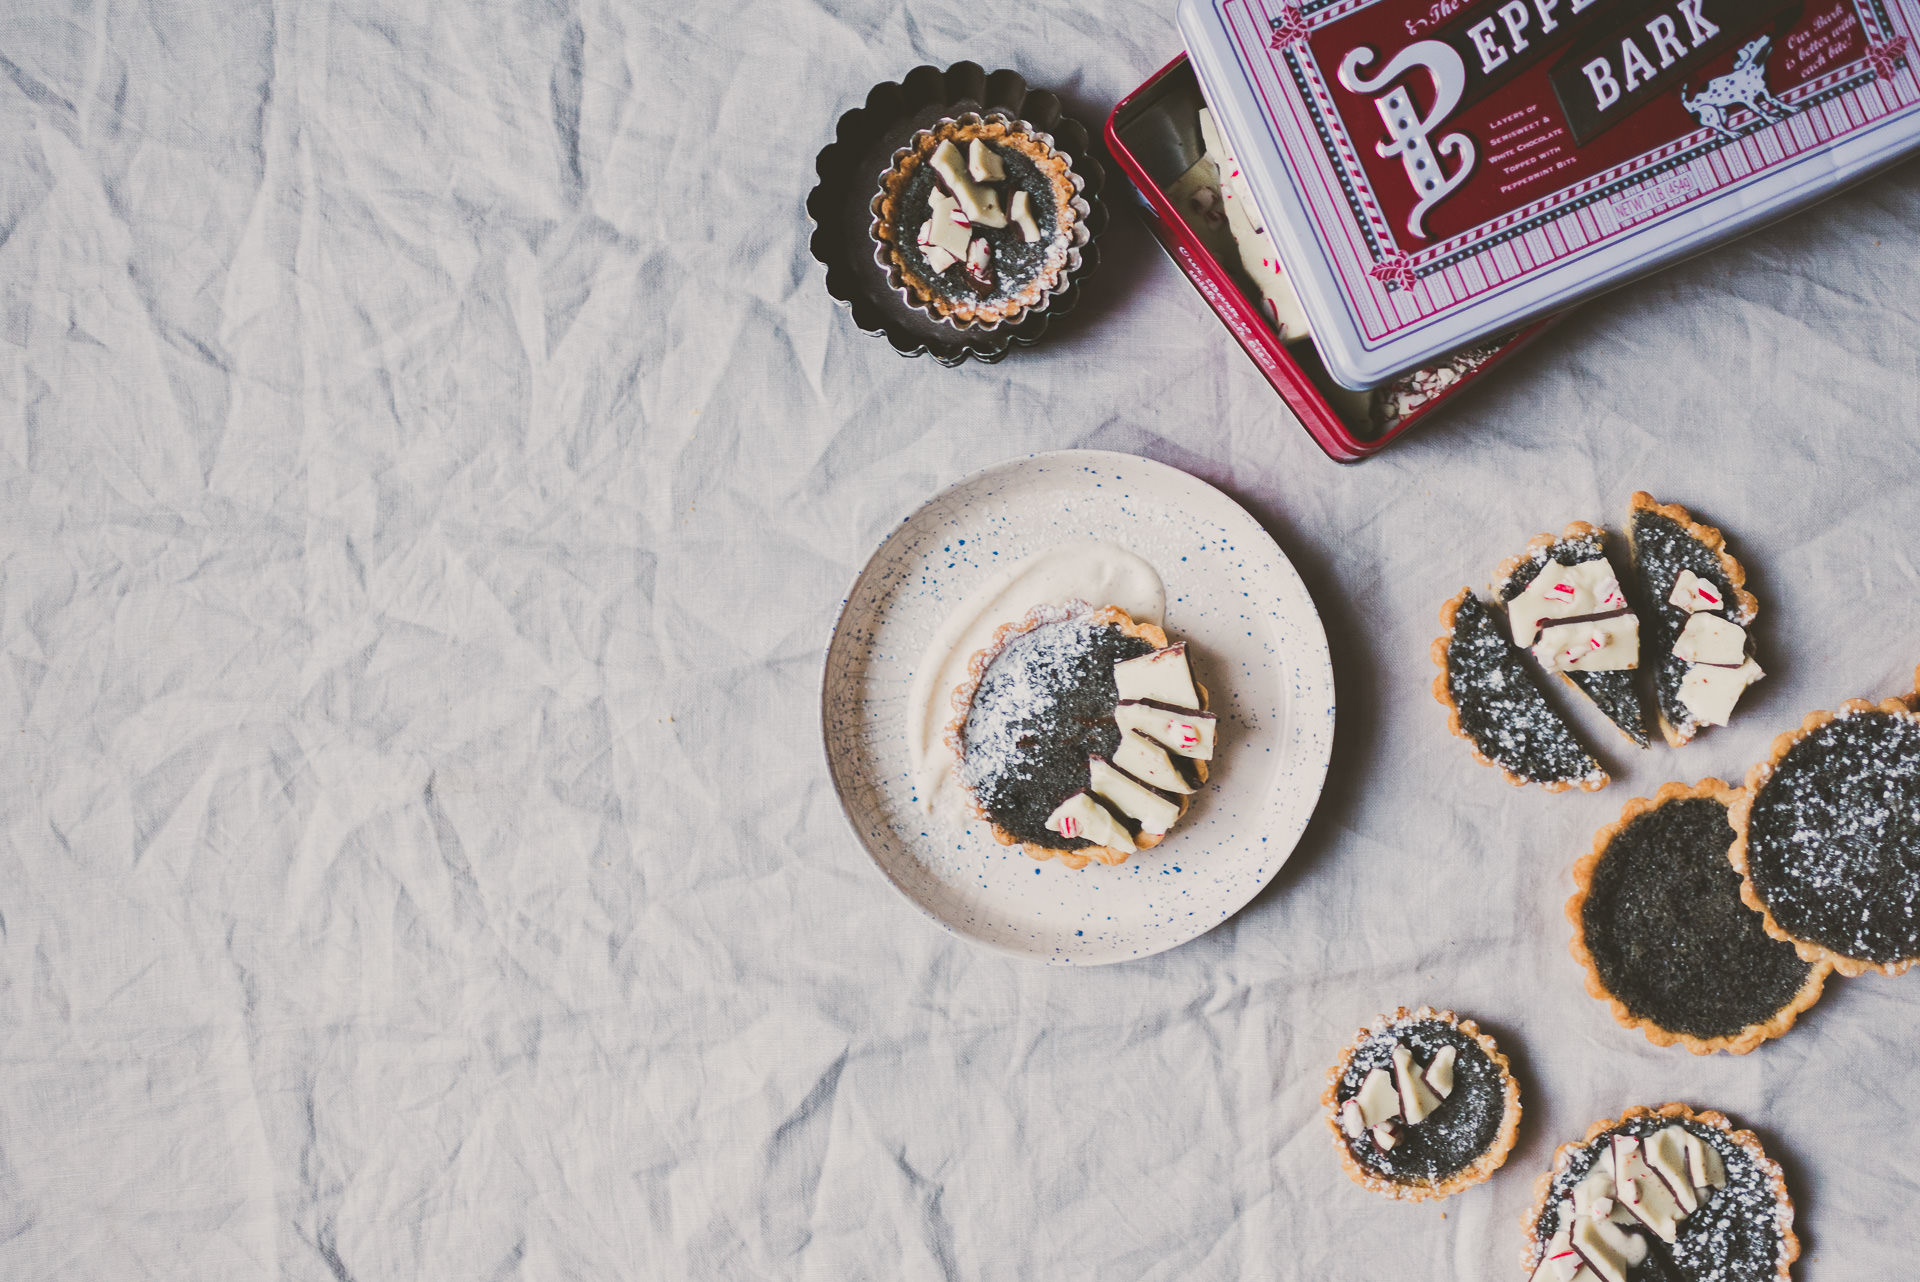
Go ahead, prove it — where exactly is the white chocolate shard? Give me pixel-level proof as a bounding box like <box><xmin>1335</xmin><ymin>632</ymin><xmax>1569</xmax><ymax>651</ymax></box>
<box><xmin>1113</xmin><ymin>643</ymin><xmax>1200</xmax><ymax>709</ymax></box>
<box><xmin>1507</xmin><ymin>559</ymin><xmax>1631</xmax><ymax>648</ymax></box>
<box><xmin>1369</xmin><ymin>1120</ymin><xmax>1399</xmax><ymax>1150</ymax></box>
<box><xmin>1678</xmin><ymin>657</ymin><xmax>1763</xmax><ymax>727</ymax></box>
<box><xmin>967</xmin><ymin>138</ymin><xmax>1006</xmax><ymax>183</ymax></box>
<box><xmin>1535</xmin><ymin>615</ymin><xmax>1640</xmax><ymax>672</ymax></box>
<box><xmin>1198</xmin><ymin>107</ymin><xmax>1313</xmax><ymax>339</ymax></box>
<box><xmin>1354</xmin><ymin>1067</ymin><xmax>1401</xmax><ymax>1128</ymax></box>
<box><xmin>1668</xmin><ymin>569</ymin><xmax>1726</xmax><ymax>613</ymax></box>
<box><xmin>1531</xmin><ymin>1213</ymin><xmax>1591</xmax><ymax>1282</ymax></box>
<box><xmin>916</xmin><ymin>221</ymin><xmax>960</xmax><ymax>273</ymax></box>
<box><xmin>927</xmin><ymin>187</ymin><xmax>972</xmax><ymax>259</ymax></box>
<box><xmin>1681</xmin><ymin>1131</ymin><xmax>1726</xmax><ymax>1190</ymax></box>
<box><xmin>1114</xmin><ymin>699</ymin><xmax>1216</xmax><ymax>760</ymax></box>
<box><xmin>1423</xmin><ymin>1044</ymin><xmax>1455</xmax><ymax>1098</ymax></box>
<box><xmin>1339</xmin><ymin>1099</ymin><xmax>1365</xmax><ymax>1138</ymax></box>
<box><xmin>1009</xmin><ymin>188</ymin><xmax>1041</xmax><ymax>243</ymax></box>
<box><xmin>1571</xmin><ymin>1159</ymin><xmax>1617</xmax><ymax>1221</ymax></box>
<box><xmin>1088</xmin><ymin>756</ymin><xmax>1181</xmax><ymax>835</ymax></box>
<box><xmin>964</xmin><ymin>236</ymin><xmax>991</xmax><ymax>286</ymax></box>
<box><xmin>1673</xmin><ymin>613</ymin><xmax>1748</xmax><ymax>665</ymax></box>
<box><xmin>1113</xmin><ymin>730</ymin><xmax>1195</xmax><ymax>795</ymax></box>
<box><xmin>1613</xmin><ymin>1136</ymin><xmax>1687</xmax><ymax>1243</ymax></box>
<box><xmin>1643</xmin><ymin>1127</ymin><xmax>1700</xmax><ymax>1213</ymax></box>
<box><xmin>1043</xmin><ymin>791</ymin><xmax>1135</xmax><ymax>854</ymax></box>
<box><xmin>930</xmin><ymin>139</ymin><xmax>1007</xmax><ymax>228</ymax></box>
<box><xmin>1391</xmin><ymin>1044</ymin><xmax>1444</xmax><ymax>1125</ymax></box>
<box><xmin>1569</xmin><ymin>1214</ymin><xmax>1644</xmax><ymax>1282</ymax></box>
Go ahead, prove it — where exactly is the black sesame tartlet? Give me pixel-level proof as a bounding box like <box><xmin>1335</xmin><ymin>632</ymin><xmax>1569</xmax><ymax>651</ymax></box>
<box><xmin>1627</xmin><ymin>493</ymin><xmax>1763</xmax><ymax>747</ymax></box>
<box><xmin>1521</xmin><ymin>1104</ymin><xmax>1797</xmax><ymax>1282</ymax></box>
<box><xmin>1495</xmin><ymin>521</ymin><xmax>1648</xmax><ymax>748</ymax></box>
<box><xmin>1322</xmin><ymin>1006</ymin><xmax>1521</xmax><ymax>1201</ymax></box>
<box><xmin>947</xmin><ymin>604</ymin><xmax>1214</xmax><ymax>870</ymax></box>
<box><xmin>871</xmin><ymin>112</ymin><xmax>1089</xmax><ymax>329</ymax></box>
<box><xmin>1434</xmin><ymin>588</ymin><xmax>1608</xmax><ymax>792</ymax></box>
<box><xmin>1570</xmin><ymin>779</ymin><xmax>1829</xmax><ymax>1054</ymax></box>
<box><xmin>1730</xmin><ymin>691</ymin><xmax>1920</xmax><ymax>977</ymax></box>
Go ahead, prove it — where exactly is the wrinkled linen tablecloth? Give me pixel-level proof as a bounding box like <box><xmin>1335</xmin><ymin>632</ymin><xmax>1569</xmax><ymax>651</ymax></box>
<box><xmin>2</xmin><ymin>2</ymin><xmax>1917</xmax><ymax>1278</ymax></box>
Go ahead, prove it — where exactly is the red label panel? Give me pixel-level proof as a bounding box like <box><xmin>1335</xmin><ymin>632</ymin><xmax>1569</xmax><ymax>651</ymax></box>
<box><xmin>1307</xmin><ymin>0</ymin><xmax>1871</xmax><ymax>245</ymax></box>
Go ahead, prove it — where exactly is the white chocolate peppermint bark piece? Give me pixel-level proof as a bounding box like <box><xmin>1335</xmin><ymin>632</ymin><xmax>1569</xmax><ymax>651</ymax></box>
<box><xmin>967</xmin><ymin>138</ymin><xmax>1006</xmax><ymax>183</ymax></box>
<box><xmin>1610</xmin><ymin>1136</ymin><xmax>1685</xmax><ymax>1243</ymax></box>
<box><xmin>1113</xmin><ymin>643</ymin><xmax>1199</xmax><ymax>709</ymax></box>
<box><xmin>930</xmin><ymin>139</ymin><xmax>1006</xmax><ymax>228</ymax></box>
<box><xmin>1673</xmin><ymin>613</ymin><xmax>1748</xmax><ymax>665</ymax></box>
<box><xmin>1390</xmin><ymin>1044</ymin><xmax>1445</xmax><ymax>1124</ymax></box>
<box><xmin>1642</xmin><ymin>1127</ymin><xmax>1700</xmax><ymax>1214</ymax></box>
<box><xmin>927</xmin><ymin>187</ymin><xmax>972</xmax><ymax>260</ymax></box>
<box><xmin>1507</xmin><ymin>558</ymin><xmax>1636</xmax><ymax>649</ymax></box>
<box><xmin>1668</xmin><ymin>569</ymin><xmax>1726</xmax><ymax>613</ymax></box>
<box><xmin>1569</xmin><ymin>1213</ymin><xmax>1644</xmax><ymax>1282</ymax></box>
<box><xmin>1044</xmin><ymin>791</ymin><xmax>1135</xmax><ymax>853</ymax></box>
<box><xmin>964</xmin><ymin>236</ymin><xmax>991</xmax><ymax>287</ymax></box>
<box><xmin>1008</xmin><ymin>188</ymin><xmax>1041</xmax><ymax>243</ymax></box>
<box><xmin>1535</xmin><ymin>615</ymin><xmax>1640</xmax><ymax>673</ymax></box>
<box><xmin>1678</xmin><ymin>658</ymin><xmax>1763</xmax><ymax>727</ymax></box>
<box><xmin>1087</xmin><ymin>756</ymin><xmax>1180</xmax><ymax>835</ymax></box>
<box><xmin>1113</xmin><ymin>729</ymin><xmax>1196</xmax><ymax>795</ymax></box>
<box><xmin>1423</xmin><ymin>1045</ymin><xmax>1455</xmax><ymax>1098</ymax></box>
<box><xmin>1353</xmin><ymin>1066</ymin><xmax>1401</xmax><ymax>1127</ymax></box>
<box><xmin>1114</xmin><ymin>699</ymin><xmax>1216</xmax><ymax>759</ymax></box>
<box><xmin>1530</xmin><ymin>1215</ymin><xmax>1595</xmax><ymax>1282</ymax></box>
<box><xmin>916</xmin><ymin>221</ymin><xmax>959</xmax><ymax>272</ymax></box>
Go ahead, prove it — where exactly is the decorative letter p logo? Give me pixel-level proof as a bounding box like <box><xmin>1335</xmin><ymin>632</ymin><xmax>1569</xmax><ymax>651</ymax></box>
<box><xmin>1338</xmin><ymin>40</ymin><xmax>1476</xmax><ymax>241</ymax></box>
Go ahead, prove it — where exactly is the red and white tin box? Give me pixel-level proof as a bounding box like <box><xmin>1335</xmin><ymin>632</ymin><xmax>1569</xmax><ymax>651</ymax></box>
<box><xmin>1108</xmin><ymin>57</ymin><xmax>1555</xmax><ymax>460</ymax></box>
<box><xmin>1180</xmin><ymin>0</ymin><xmax>1920</xmax><ymax>384</ymax></box>
<box><xmin>1110</xmin><ymin>0</ymin><xmax>1920</xmax><ymax>458</ymax></box>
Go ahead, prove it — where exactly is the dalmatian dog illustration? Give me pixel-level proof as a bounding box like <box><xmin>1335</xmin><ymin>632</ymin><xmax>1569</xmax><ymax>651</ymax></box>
<box><xmin>1680</xmin><ymin>35</ymin><xmax>1797</xmax><ymax>141</ymax></box>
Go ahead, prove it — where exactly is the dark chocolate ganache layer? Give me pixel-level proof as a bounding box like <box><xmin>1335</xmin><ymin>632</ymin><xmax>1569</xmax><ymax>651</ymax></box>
<box><xmin>958</xmin><ymin>616</ymin><xmax>1155</xmax><ymax>848</ymax></box>
<box><xmin>890</xmin><ymin>136</ymin><xmax>1063</xmax><ymax>309</ymax></box>
<box><xmin>1334</xmin><ymin>1018</ymin><xmax>1506</xmax><ymax>1185</ymax></box>
<box><xmin>1744</xmin><ymin>709</ymin><xmax>1920</xmax><ymax>965</ymax></box>
<box><xmin>1498</xmin><ymin>530</ymin><xmax>1648</xmax><ymax>747</ymax></box>
<box><xmin>1629</xmin><ymin>510</ymin><xmax>1744</xmax><ymax>737</ymax></box>
<box><xmin>1446</xmin><ymin>591</ymin><xmax>1602</xmax><ymax>787</ymax></box>
<box><xmin>1531</xmin><ymin>1115</ymin><xmax>1786</xmax><ymax>1282</ymax></box>
<box><xmin>1584</xmin><ymin>796</ymin><xmax>1813</xmax><ymax>1039</ymax></box>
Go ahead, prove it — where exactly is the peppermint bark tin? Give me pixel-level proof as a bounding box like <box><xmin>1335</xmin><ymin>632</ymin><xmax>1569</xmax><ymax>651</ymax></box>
<box><xmin>1176</xmin><ymin>0</ymin><xmax>1920</xmax><ymax>387</ymax></box>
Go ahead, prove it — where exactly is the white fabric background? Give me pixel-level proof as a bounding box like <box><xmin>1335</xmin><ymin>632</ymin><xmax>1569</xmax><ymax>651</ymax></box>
<box><xmin>1</xmin><ymin>2</ymin><xmax>1916</xmax><ymax>1278</ymax></box>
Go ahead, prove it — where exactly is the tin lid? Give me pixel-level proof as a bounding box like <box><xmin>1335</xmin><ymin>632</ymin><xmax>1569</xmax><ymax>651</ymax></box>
<box><xmin>1177</xmin><ymin>0</ymin><xmax>1920</xmax><ymax>388</ymax></box>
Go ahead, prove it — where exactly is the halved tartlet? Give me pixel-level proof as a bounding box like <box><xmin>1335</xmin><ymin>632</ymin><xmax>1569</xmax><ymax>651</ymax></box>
<box><xmin>1322</xmin><ymin>1006</ymin><xmax>1521</xmax><ymax>1201</ymax></box>
<box><xmin>946</xmin><ymin>603</ymin><xmax>1213</xmax><ymax>870</ymax></box>
<box><xmin>1569</xmin><ymin>778</ymin><xmax>1828</xmax><ymax>1054</ymax></box>
<box><xmin>1521</xmin><ymin>1104</ymin><xmax>1796</xmax><ymax>1282</ymax></box>
<box><xmin>1626</xmin><ymin>493</ymin><xmax>1763</xmax><ymax>747</ymax></box>
<box><xmin>1434</xmin><ymin>588</ymin><xmax>1607</xmax><ymax>792</ymax></box>
<box><xmin>1495</xmin><ymin>521</ymin><xmax>1648</xmax><ymax>748</ymax></box>
<box><xmin>1730</xmin><ymin>691</ymin><xmax>1920</xmax><ymax>977</ymax></box>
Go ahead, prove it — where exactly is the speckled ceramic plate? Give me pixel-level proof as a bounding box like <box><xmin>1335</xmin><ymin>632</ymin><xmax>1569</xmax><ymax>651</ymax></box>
<box><xmin>821</xmin><ymin>450</ymin><xmax>1335</xmax><ymax>964</ymax></box>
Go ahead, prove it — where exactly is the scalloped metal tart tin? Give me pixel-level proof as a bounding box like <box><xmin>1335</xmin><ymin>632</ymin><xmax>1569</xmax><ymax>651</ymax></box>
<box><xmin>807</xmin><ymin>62</ymin><xmax>1107</xmax><ymax>366</ymax></box>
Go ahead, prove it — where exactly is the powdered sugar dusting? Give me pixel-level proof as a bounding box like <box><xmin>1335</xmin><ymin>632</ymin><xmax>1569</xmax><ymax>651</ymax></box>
<box><xmin>1445</xmin><ymin>592</ymin><xmax>1604</xmax><ymax>787</ymax></box>
<box><xmin>1532</xmin><ymin>1115</ymin><xmax>1790</xmax><ymax>1282</ymax></box>
<box><xmin>1746</xmin><ymin>708</ymin><xmax>1920</xmax><ymax>964</ymax></box>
